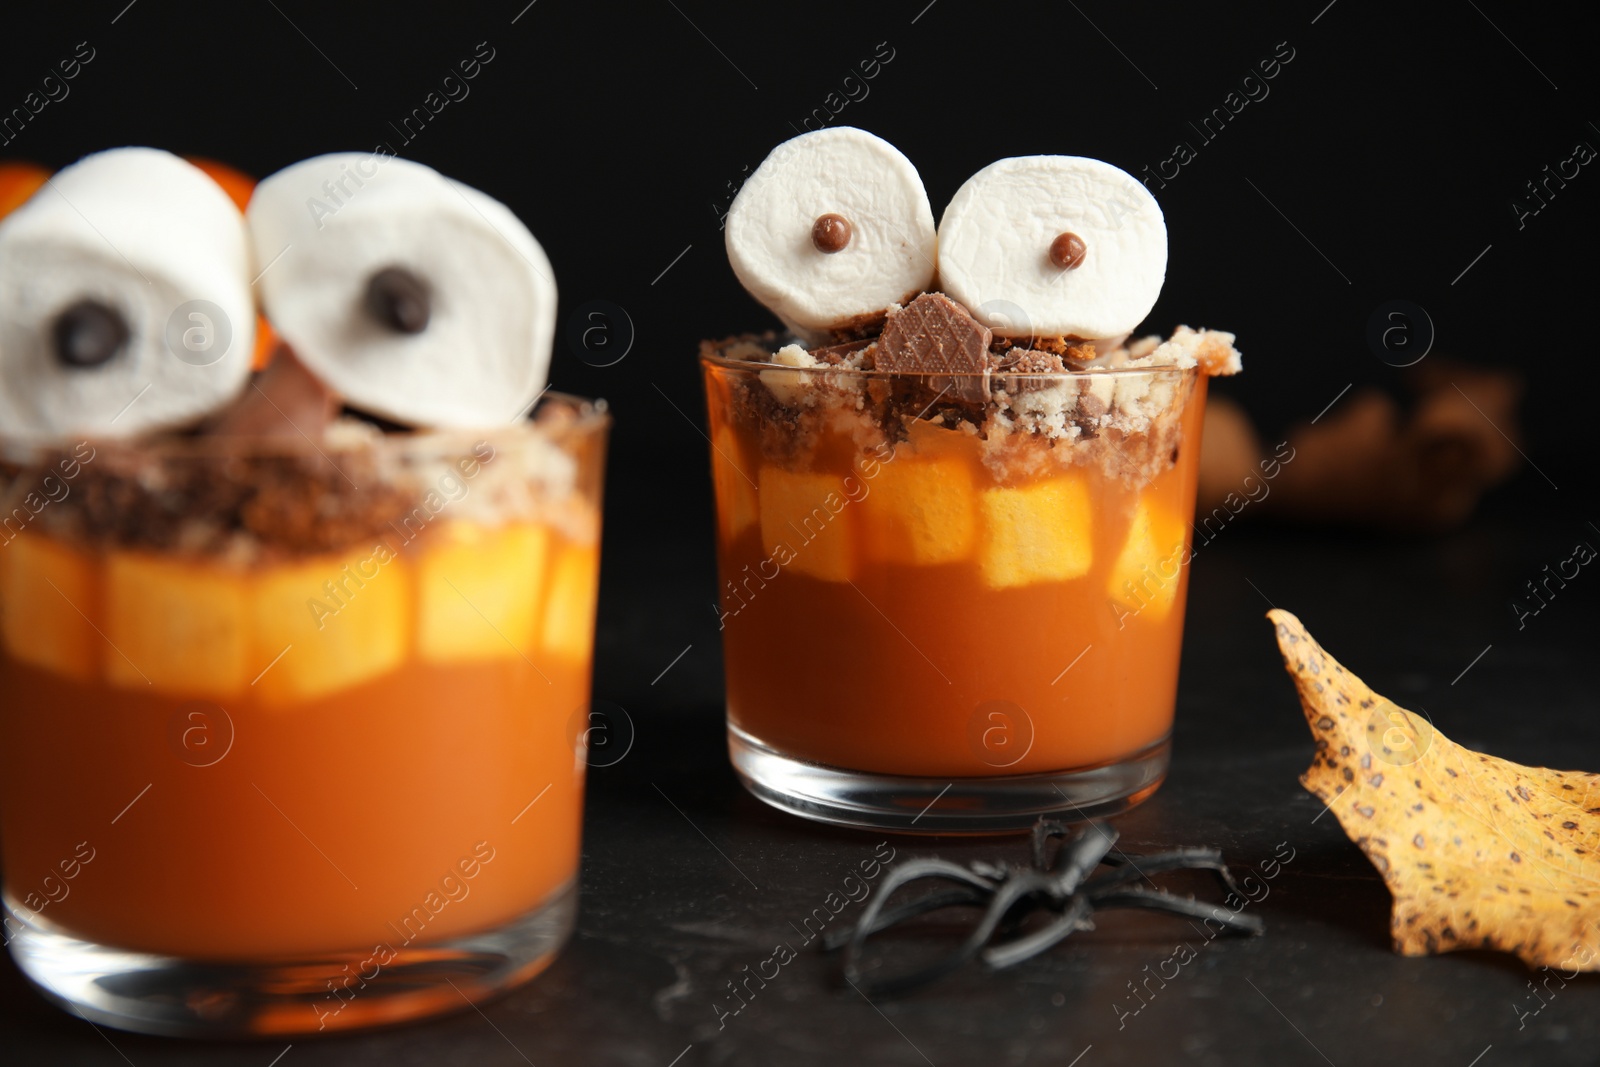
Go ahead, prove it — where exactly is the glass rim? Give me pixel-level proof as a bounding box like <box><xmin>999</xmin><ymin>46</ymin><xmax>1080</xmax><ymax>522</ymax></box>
<box><xmin>699</xmin><ymin>349</ymin><xmax>1198</xmax><ymax>382</ymax></box>
<box><xmin>0</xmin><ymin>390</ymin><xmax>609</xmax><ymax>463</ymax></box>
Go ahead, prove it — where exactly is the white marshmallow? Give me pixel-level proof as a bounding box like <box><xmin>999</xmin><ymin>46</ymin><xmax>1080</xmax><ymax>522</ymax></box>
<box><xmin>0</xmin><ymin>148</ymin><xmax>255</xmax><ymax>442</ymax></box>
<box><xmin>725</xmin><ymin>127</ymin><xmax>936</xmax><ymax>335</ymax></box>
<box><xmin>937</xmin><ymin>156</ymin><xmax>1166</xmax><ymax>340</ymax></box>
<box><xmin>248</xmin><ymin>153</ymin><xmax>556</xmax><ymax>429</ymax></box>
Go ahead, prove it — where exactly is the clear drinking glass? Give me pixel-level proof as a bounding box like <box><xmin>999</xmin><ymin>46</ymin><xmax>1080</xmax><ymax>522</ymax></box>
<box><xmin>0</xmin><ymin>395</ymin><xmax>606</xmax><ymax>1036</ymax></box>
<box><xmin>702</xmin><ymin>352</ymin><xmax>1205</xmax><ymax>832</ymax></box>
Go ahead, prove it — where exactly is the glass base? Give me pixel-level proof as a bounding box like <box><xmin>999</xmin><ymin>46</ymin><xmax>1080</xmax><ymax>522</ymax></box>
<box><xmin>729</xmin><ymin>725</ymin><xmax>1169</xmax><ymax>834</ymax></box>
<box><xmin>3</xmin><ymin>879</ymin><xmax>576</xmax><ymax>1038</ymax></box>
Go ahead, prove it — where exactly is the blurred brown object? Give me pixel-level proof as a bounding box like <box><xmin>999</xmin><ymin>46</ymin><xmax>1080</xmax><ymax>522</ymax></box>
<box><xmin>1197</xmin><ymin>361</ymin><xmax>1524</xmax><ymax>533</ymax></box>
<box><xmin>1197</xmin><ymin>394</ymin><xmax>1265</xmax><ymax>501</ymax></box>
<box><xmin>203</xmin><ymin>345</ymin><xmax>339</xmax><ymax>439</ymax></box>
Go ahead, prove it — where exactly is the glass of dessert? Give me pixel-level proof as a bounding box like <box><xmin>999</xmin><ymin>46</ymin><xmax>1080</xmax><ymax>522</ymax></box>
<box><xmin>705</xmin><ymin>129</ymin><xmax>1239</xmax><ymax>832</ymax></box>
<box><xmin>0</xmin><ymin>150</ymin><xmax>605</xmax><ymax>1035</ymax></box>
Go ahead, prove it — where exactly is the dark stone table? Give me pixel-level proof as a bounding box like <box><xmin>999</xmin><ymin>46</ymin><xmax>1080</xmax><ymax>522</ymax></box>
<box><xmin>4</xmin><ymin>479</ymin><xmax>1596</xmax><ymax>1066</ymax></box>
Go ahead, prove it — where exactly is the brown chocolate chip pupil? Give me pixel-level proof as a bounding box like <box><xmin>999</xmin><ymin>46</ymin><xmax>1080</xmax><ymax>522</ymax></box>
<box><xmin>1049</xmin><ymin>232</ymin><xmax>1088</xmax><ymax>270</ymax></box>
<box><xmin>53</xmin><ymin>299</ymin><xmax>129</xmax><ymax>369</ymax></box>
<box><xmin>365</xmin><ymin>266</ymin><xmax>431</xmax><ymax>334</ymax></box>
<box><xmin>811</xmin><ymin>213</ymin><xmax>852</xmax><ymax>254</ymax></box>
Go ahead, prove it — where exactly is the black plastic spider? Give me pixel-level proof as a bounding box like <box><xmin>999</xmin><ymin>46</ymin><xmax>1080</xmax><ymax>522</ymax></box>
<box><xmin>825</xmin><ymin>818</ymin><xmax>1264</xmax><ymax>995</ymax></box>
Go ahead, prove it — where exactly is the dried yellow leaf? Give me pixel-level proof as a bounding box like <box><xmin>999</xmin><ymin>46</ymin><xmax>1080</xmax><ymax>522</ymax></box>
<box><xmin>1270</xmin><ymin>608</ymin><xmax>1600</xmax><ymax>971</ymax></box>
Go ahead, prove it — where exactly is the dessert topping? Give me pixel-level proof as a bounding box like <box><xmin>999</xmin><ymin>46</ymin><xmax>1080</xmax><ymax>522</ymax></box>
<box><xmin>364</xmin><ymin>266</ymin><xmax>432</xmax><ymax>334</ymax></box>
<box><xmin>248</xmin><ymin>153</ymin><xmax>557</xmax><ymax>430</ymax></box>
<box><xmin>810</xmin><ymin>213</ymin><xmax>852</xmax><ymax>254</ymax></box>
<box><xmin>725</xmin><ymin>127</ymin><xmax>937</xmax><ymax>336</ymax></box>
<box><xmin>937</xmin><ymin>154</ymin><xmax>1166</xmax><ymax>340</ymax></box>
<box><xmin>877</xmin><ymin>293</ymin><xmax>991</xmax><ymax>377</ymax></box>
<box><xmin>0</xmin><ymin>148</ymin><xmax>256</xmax><ymax>442</ymax></box>
<box><xmin>53</xmin><ymin>300</ymin><xmax>129</xmax><ymax>368</ymax></box>
<box><xmin>1048</xmin><ymin>231</ymin><xmax>1088</xmax><ymax>271</ymax></box>
<box><xmin>204</xmin><ymin>346</ymin><xmax>338</xmax><ymax>439</ymax></box>
<box><xmin>876</xmin><ymin>293</ymin><xmax>992</xmax><ymax>407</ymax></box>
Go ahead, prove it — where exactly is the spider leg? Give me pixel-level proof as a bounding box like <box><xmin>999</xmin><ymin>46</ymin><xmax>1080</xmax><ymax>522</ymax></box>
<box><xmin>846</xmin><ymin>869</ymin><xmax>1054</xmax><ymax>996</ymax></box>
<box><xmin>1031</xmin><ymin>817</ymin><xmax>1075</xmax><ymax>870</ymax></box>
<box><xmin>980</xmin><ymin>894</ymin><xmax>1096</xmax><ymax>971</ymax></box>
<box><xmin>820</xmin><ymin>887</ymin><xmax>988</xmax><ymax>952</ymax></box>
<box><xmin>1049</xmin><ymin>822</ymin><xmax>1118</xmax><ymax>897</ymax></box>
<box><xmin>1082</xmin><ymin>848</ymin><xmax>1239</xmax><ymax>896</ymax></box>
<box><xmin>1091</xmin><ymin>887</ymin><xmax>1265</xmax><ymax>935</ymax></box>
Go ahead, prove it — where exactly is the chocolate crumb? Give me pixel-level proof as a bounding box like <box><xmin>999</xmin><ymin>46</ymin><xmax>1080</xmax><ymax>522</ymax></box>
<box><xmin>808</xmin><ymin>339</ymin><xmax>873</xmax><ymax>366</ymax></box>
<box><xmin>993</xmin><ymin>347</ymin><xmax>1068</xmax><ymax>396</ymax></box>
<box><xmin>996</xmin><ymin>348</ymin><xmax>1068</xmax><ymax>376</ymax></box>
<box><xmin>1026</xmin><ymin>336</ymin><xmax>1100</xmax><ymax>365</ymax></box>
<box><xmin>701</xmin><ymin>313</ymin><xmax>1212</xmax><ymax>490</ymax></box>
<box><xmin>729</xmin><ymin>370</ymin><xmax>805</xmax><ymax>463</ymax></box>
<box><xmin>823</xmin><ymin>308</ymin><xmax>892</xmax><ymax>344</ymax></box>
<box><xmin>7</xmin><ymin>443</ymin><xmax>416</xmax><ymax>562</ymax></box>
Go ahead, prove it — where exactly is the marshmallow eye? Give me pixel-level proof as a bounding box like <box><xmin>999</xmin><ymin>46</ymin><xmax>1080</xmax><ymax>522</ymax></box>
<box><xmin>248</xmin><ymin>154</ymin><xmax>556</xmax><ymax>429</ymax></box>
<box><xmin>51</xmin><ymin>299</ymin><xmax>132</xmax><ymax>369</ymax></box>
<box><xmin>363</xmin><ymin>266</ymin><xmax>432</xmax><ymax>335</ymax></box>
<box><xmin>725</xmin><ymin>127</ymin><xmax>937</xmax><ymax>336</ymax></box>
<box><xmin>936</xmin><ymin>156</ymin><xmax>1168</xmax><ymax>341</ymax></box>
<box><xmin>0</xmin><ymin>148</ymin><xmax>256</xmax><ymax>442</ymax></box>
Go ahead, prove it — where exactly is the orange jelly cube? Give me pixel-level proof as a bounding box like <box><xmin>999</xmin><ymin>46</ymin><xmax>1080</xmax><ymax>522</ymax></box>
<box><xmin>0</xmin><ymin>534</ymin><xmax>97</xmax><ymax>682</ymax></box>
<box><xmin>757</xmin><ymin>468</ymin><xmax>857</xmax><ymax>582</ymax></box>
<box><xmin>977</xmin><ymin>475</ymin><xmax>1094</xmax><ymax>589</ymax></box>
<box><xmin>860</xmin><ymin>455</ymin><xmax>976</xmax><ymax>565</ymax></box>
<box><xmin>711</xmin><ymin>425</ymin><xmax>758</xmax><ymax>541</ymax></box>
<box><xmin>542</xmin><ymin>542</ymin><xmax>600</xmax><ymax>662</ymax></box>
<box><xmin>105</xmin><ymin>552</ymin><xmax>251</xmax><ymax>699</ymax></box>
<box><xmin>1107</xmin><ymin>498</ymin><xmax>1188</xmax><ymax>619</ymax></box>
<box><xmin>417</xmin><ymin>522</ymin><xmax>548</xmax><ymax>664</ymax></box>
<box><xmin>254</xmin><ymin>542</ymin><xmax>411</xmax><ymax>704</ymax></box>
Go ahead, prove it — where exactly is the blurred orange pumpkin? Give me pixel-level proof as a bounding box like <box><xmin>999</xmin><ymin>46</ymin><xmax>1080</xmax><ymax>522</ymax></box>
<box><xmin>0</xmin><ymin>161</ymin><xmax>50</xmax><ymax>222</ymax></box>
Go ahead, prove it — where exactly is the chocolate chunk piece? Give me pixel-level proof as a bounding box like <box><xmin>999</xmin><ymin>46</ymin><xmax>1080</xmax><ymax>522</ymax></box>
<box><xmin>203</xmin><ymin>345</ymin><xmax>340</xmax><ymax>439</ymax></box>
<box><xmin>878</xmin><ymin>293</ymin><xmax>992</xmax><ymax>376</ymax></box>
<box><xmin>876</xmin><ymin>293</ymin><xmax>993</xmax><ymax>411</ymax></box>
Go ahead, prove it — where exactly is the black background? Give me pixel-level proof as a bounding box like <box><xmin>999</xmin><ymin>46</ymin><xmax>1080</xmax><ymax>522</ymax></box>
<box><xmin>7</xmin><ymin>0</ymin><xmax>1593</xmax><ymax>705</ymax></box>
<box><xmin>3</xmin><ymin>2</ymin><xmax>1599</xmax><ymax>1064</ymax></box>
